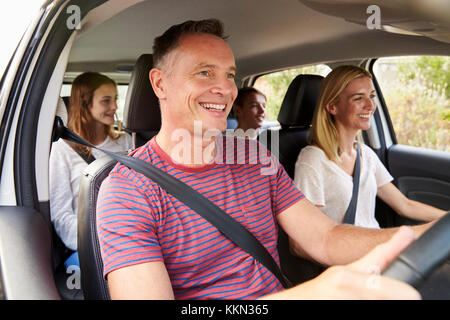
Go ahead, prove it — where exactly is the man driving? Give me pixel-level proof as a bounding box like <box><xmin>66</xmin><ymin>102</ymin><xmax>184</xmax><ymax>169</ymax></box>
<box><xmin>96</xmin><ymin>19</ymin><xmax>428</xmax><ymax>300</ymax></box>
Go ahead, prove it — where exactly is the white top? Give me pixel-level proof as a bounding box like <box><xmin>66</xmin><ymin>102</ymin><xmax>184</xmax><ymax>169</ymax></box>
<box><xmin>49</xmin><ymin>133</ymin><xmax>133</xmax><ymax>250</ymax></box>
<box><xmin>294</xmin><ymin>144</ymin><xmax>393</xmax><ymax>228</ymax></box>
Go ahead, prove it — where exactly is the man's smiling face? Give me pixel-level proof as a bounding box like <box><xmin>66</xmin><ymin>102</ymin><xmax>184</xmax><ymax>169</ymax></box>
<box><xmin>158</xmin><ymin>33</ymin><xmax>238</xmax><ymax>136</ymax></box>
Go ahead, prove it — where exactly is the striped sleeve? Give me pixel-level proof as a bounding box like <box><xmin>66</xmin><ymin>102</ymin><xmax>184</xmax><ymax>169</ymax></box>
<box><xmin>96</xmin><ymin>169</ymin><xmax>163</xmax><ymax>277</ymax></box>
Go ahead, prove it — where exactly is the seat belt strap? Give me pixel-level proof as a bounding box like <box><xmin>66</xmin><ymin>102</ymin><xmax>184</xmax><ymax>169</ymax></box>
<box><xmin>73</xmin><ymin>147</ymin><xmax>96</xmax><ymax>165</ymax></box>
<box><xmin>343</xmin><ymin>142</ymin><xmax>361</xmax><ymax>225</ymax></box>
<box><xmin>53</xmin><ymin>117</ymin><xmax>293</xmax><ymax>289</ymax></box>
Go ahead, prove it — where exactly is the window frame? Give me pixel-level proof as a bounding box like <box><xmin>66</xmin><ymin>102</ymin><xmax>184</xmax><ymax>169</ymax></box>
<box><xmin>369</xmin><ymin>56</ymin><xmax>450</xmax><ymax>154</ymax></box>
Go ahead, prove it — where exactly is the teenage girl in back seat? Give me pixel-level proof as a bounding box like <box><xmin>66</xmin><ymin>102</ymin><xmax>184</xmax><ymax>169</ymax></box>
<box><xmin>49</xmin><ymin>72</ymin><xmax>132</xmax><ymax>268</ymax></box>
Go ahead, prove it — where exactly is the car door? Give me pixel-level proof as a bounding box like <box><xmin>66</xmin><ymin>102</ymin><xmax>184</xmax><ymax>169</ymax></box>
<box><xmin>0</xmin><ymin>0</ymin><xmax>106</xmax><ymax>299</ymax></box>
<box><xmin>368</xmin><ymin>57</ymin><xmax>450</xmax><ymax>299</ymax></box>
<box><xmin>367</xmin><ymin>57</ymin><xmax>450</xmax><ymax>226</ymax></box>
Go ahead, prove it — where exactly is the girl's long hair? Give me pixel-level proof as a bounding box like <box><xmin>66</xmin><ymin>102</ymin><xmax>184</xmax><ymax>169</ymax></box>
<box><xmin>67</xmin><ymin>72</ymin><xmax>118</xmax><ymax>156</ymax></box>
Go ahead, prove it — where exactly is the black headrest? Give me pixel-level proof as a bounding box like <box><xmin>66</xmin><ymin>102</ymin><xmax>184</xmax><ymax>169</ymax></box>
<box><xmin>277</xmin><ymin>74</ymin><xmax>324</xmax><ymax>128</ymax></box>
<box><xmin>123</xmin><ymin>54</ymin><xmax>161</xmax><ymax>132</ymax></box>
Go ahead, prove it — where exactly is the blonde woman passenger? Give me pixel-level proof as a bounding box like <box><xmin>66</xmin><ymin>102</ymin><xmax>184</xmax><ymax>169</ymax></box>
<box><xmin>294</xmin><ymin>65</ymin><xmax>446</xmax><ymax>228</ymax></box>
<box><xmin>49</xmin><ymin>72</ymin><xmax>132</xmax><ymax>267</ymax></box>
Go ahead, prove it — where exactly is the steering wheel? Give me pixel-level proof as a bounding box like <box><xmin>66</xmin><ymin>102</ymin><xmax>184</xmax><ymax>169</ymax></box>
<box><xmin>382</xmin><ymin>212</ymin><xmax>450</xmax><ymax>289</ymax></box>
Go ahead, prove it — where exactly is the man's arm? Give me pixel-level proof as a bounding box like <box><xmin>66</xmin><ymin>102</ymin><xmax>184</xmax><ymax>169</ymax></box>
<box><xmin>261</xmin><ymin>226</ymin><xmax>420</xmax><ymax>299</ymax></box>
<box><xmin>277</xmin><ymin>197</ymin><xmax>432</xmax><ymax>266</ymax></box>
<box><xmin>108</xmin><ymin>261</ymin><xmax>175</xmax><ymax>300</ymax></box>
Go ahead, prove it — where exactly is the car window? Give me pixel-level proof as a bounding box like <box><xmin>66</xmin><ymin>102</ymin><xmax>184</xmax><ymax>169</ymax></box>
<box><xmin>60</xmin><ymin>83</ymin><xmax>129</xmax><ymax>121</ymax></box>
<box><xmin>253</xmin><ymin>64</ymin><xmax>331</xmax><ymax>121</ymax></box>
<box><xmin>373</xmin><ymin>56</ymin><xmax>450</xmax><ymax>152</ymax></box>
<box><xmin>0</xmin><ymin>1</ymin><xmax>45</xmax><ymax>77</ymax></box>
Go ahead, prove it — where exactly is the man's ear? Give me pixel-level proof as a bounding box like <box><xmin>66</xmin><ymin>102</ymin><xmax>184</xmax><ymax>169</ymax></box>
<box><xmin>149</xmin><ymin>68</ymin><xmax>166</xmax><ymax>100</ymax></box>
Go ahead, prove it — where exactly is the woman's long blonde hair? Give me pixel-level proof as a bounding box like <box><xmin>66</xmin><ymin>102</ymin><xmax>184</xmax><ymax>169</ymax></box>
<box><xmin>311</xmin><ymin>65</ymin><xmax>372</xmax><ymax>161</ymax></box>
<box><xmin>67</xmin><ymin>72</ymin><xmax>119</xmax><ymax>156</ymax></box>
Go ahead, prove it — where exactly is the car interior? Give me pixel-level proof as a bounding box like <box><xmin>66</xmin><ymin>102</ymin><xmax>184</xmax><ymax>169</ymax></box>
<box><xmin>0</xmin><ymin>0</ymin><xmax>449</xmax><ymax>300</ymax></box>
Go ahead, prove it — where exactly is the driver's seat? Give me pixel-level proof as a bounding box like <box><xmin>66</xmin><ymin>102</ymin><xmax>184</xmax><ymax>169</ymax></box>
<box><xmin>77</xmin><ymin>54</ymin><xmax>160</xmax><ymax>299</ymax></box>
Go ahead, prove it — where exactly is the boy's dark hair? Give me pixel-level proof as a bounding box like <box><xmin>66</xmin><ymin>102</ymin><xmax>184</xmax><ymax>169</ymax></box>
<box><xmin>233</xmin><ymin>87</ymin><xmax>266</xmax><ymax>108</ymax></box>
<box><xmin>152</xmin><ymin>19</ymin><xmax>228</xmax><ymax>68</ymax></box>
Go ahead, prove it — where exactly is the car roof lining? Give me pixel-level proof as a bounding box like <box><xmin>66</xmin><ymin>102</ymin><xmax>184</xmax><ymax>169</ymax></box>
<box><xmin>66</xmin><ymin>0</ymin><xmax>450</xmax><ymax>81</ymax></box>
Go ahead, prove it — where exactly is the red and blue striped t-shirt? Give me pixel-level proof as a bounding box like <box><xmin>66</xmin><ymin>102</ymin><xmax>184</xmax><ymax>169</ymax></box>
<box><xmin>96</xmin><ymin>135</ymin><xmax>304</xmax><ymax>299</ymax></box>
